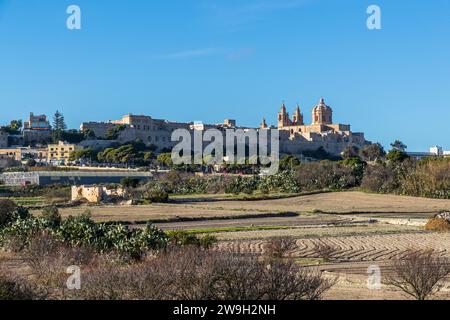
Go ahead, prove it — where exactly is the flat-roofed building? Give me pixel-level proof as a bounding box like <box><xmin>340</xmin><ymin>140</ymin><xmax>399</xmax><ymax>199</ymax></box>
<box><xmin>0</xmin><ymin>148</ymin><xmax>22</xmax><ymax>161</ymax></box>
<box><xmin>47</xmin><ymin>141</ymin><xmax>77</xmax><ymax>165</ymax></box>
<box><xmin>23</xmin><ymin>112</ymin><xmax>51</xmax><ymax>145</ymax></box>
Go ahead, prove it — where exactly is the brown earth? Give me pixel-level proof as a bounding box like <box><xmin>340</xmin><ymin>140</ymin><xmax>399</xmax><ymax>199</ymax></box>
<box><xmin>39</xmin><ymin>191</ymin><xmax>450</xmax><ymax>223</ymax></box>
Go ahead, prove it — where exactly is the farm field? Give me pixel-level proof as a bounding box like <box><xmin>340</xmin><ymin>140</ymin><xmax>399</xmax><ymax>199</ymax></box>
<box><xmin>24</xmin><ymin>191</ymin><xmax>450</xmax><ymax>300</ymax></box>
<box><xmin>42</xmin><ymin>191</ymin><xmax>450</xmax><ymax>223</ymax></box>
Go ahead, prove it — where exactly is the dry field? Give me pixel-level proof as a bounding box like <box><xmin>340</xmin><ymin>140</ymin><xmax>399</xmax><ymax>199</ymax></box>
<box><xmin>43</xmin><ymin>191</ymin><xmax>450</xmax><ymax>223</ymax></box>
<box><xmin>26</xmin><ymin>191</ymin><xmax>450</xmax><ymax>300</ymax></box>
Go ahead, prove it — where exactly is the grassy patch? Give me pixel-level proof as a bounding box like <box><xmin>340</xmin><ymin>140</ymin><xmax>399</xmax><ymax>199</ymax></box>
<box><xmin>183</xmin><ymin>225</ymin><xmax>296</xmax><ymax>234</ymax></box>
<box><xmin>0</xmin><ymin>196</ymin><xmax>46</xmax><ymax>206</ymax></box>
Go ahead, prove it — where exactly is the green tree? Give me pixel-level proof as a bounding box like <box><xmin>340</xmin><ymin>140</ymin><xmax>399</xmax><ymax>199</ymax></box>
<box><xmin>9</xmin><ymin>120</ymin><xmax>22</xmax><ymax>131</ymax></box>
<box><xmin>387</xmin><ymin>149</ymin><xmax>409</xmax><ymax>163</ymax></box>
<box><xmin>390</xmin><ymin>140</ymin><xmax>407</xmax><ymax>152</ymax></box>
<box><xmin>157</xmin><ymin>153</ymin><xmax>173</xmax><ymax>168</ymax></box>
<box><xmin>342</xmin><ymin>145</ymin><xmax>360</xmax><ymax>159</ymax></box>
<box><xmin>360</xmin><ymin>143</ymin><xmax>386</xmax><ymax>162</ymax></box>
<box><xmin>105</xmin><ymin>125</ymin><xmax>126</xmax><ymax>140</ymax></box>
<box><xmin>52</xmin><ymin>110</ymin><xmax>67</xmax><ymax>142</ymax></box>
<box><xmin>279</xmin><ymin>154</ymin><xmax>301</xmax><ymax>171</ymax></box>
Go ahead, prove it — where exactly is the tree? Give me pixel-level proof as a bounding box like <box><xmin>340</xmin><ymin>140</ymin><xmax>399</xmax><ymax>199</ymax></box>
<box><xmin>61</xmin><ymin>130</ymin><xmax>85</xmax><ymax>144</ymax></box>
<box><xmin>342</xmin><ymin>145</ymin><xmax>360</xmax><ymax>159</ymax></box>
<box><xmin>9</xmin><ymin>120</ymin><xmax>22</xmax><ymax>132</ymax></box>
<box><xmin>390</xmin><ymin>140</ymin><xmax>407</xmax><ymax>152</ymax></box>
<box><xmin>279</xmin><ymin>154</ymin><xmax>301</xmax><ymax>171</ymax></box>
<box><xmin>69</xmin><ymin>148</ymin><xmax>97</xmax><ymax>163</ymax></box>
<box><xmin>360</xmin><ymin>143</ymin><xmax>386</xmax><ymax>162</ymax></box>
<box><xmin>385</xmin><ymin>250</ymin><xmax>450</xmax><ymax>300</ymax></box>
<box><xmin>3</xmin><ymin>120</ymin><xmax>23</xmax><ymax>135</ymax></box>
<box><xmin>387</xmin><ymin>149</ymin><xmax>409</xmax><ymax>163</ymax></box>
<box><xmin>52</xmin><ymin>110</ymin><xmax>67</xmax><ymax>142</ymax></box>
<box><xmin>41</xmin><ymin>206</ymin><xmax>62</xmax><ymax>228</ymax></box>
<box><xmin>83</xmin><ymin>129</ymin><xmax>96</xmax><ymax>139</ymax></box>
<box><xmin>105</xmin><ymin>125</ymin><xmax>126</xmax><ymax>140</ymax></box>
<box><xmin>157</xmin><ymin>153</ymin><xmax>173</xmax><ymax>168</ymax></box>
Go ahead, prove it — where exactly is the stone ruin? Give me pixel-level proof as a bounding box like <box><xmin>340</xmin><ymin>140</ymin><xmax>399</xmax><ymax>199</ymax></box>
<box><xmin>71</xmin><ymin>185</ymin><xmax>128</xmax><ymax>204</ymax></box>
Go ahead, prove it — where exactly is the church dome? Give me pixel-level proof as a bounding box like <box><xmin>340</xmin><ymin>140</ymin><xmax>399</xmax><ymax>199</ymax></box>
<box><xmin>313</xmin><ymin>98</ymin><xmax>332</xmax><ymax>112</ymax></box>
<box><xmin>312</xmin><ymin>98</ymin><xmax>333</xmax><ymax>125</ymax></box>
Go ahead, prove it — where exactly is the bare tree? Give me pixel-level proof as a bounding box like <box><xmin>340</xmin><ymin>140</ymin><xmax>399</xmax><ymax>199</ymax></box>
<box><xmin>312</xmin><ymin>241</ymin><xmax>338</xmax><ymax>261</ymax></box>
<box><xmin>385</xmin><ymin>249</ymin><xmax>450</xmax><ymax>300</ymax></box>
<box><xmin>264</xmin><ymin>237</ymin><xmax>297</xmax><ymax>259</ymax></box>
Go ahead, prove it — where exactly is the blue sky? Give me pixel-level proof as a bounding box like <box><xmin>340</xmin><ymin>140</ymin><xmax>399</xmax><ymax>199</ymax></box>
<box><xmin>0</xmin><ymin>0</ymin><xmax>449</xmax><ymax>151</ymax></box>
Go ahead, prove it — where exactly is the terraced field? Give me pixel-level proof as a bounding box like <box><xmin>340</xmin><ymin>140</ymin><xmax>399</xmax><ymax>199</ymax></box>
<box><xmin>218</xmin><ymin>231</ymin><xmax>450</xmax><ymax>262</ymax></box>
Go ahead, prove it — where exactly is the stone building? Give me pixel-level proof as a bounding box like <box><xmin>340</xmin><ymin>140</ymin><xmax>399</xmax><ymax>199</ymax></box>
<box><xmin>71</xmin><ymin>185</ymin><xmax>127</xmax><ymax>203</ymax></box>
<box><xmin>272</xmin><ymin>98</ymin><xmax>368</xmax><ymax>155</ymax></box>
<box><xmin>81</xmin><ymin>114</ymin><xmax>191</xmax><ymax>150</ymax></box>
<box><xmin>23</xmin><ymin>112</ymin><xmax>51</xmax><ymax>145</ymax></box>
<box><xmin>0</xmin><ymin>148</ymin><xmax>22</xmax><ymax>161</ymax></box>
<box><xmin>80</xmin><ymin>98</ymin><xmax>368</xmax><ymax>158</ymax></box>
<box><xmin>0</xmin><ymin>131</ymin><xmax>8</xmax><ymax>148</ymax></box>
<box><xmin>80</xmin><ymin>114</ymin><xmax>238</xmax><ymax>151</ymax></box>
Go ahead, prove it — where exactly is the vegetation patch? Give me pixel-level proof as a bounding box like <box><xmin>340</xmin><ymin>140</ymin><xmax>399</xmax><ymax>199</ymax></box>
<box><xmin>424</xmin><ymin>218</ymin><xmax>450</xmax><ymax>232</ymax></box>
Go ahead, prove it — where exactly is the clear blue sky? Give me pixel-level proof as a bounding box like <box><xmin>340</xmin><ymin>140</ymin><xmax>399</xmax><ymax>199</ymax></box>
<box><xmin>0</xmin><ymin>0</ymin><xmax>449</xmax><ymax>151</ymax></box>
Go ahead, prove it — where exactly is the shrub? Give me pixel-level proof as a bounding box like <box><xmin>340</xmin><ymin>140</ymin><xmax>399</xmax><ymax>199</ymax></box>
<box><xmin>41</xmin><ymin>206</ymin><xmax>62</xmax><ymax>228</ymax></box>
<box><xmin>167</xmin><ymin>230</ymin><xmax>217</xmax><ymax>249</ymax></box>
<box><xmin>22</xmin><ymin>232</ymin><xmax>97</xmax><ymax>288</ymax></box>
<box><xmin>400</xmin><ymin>158</ymin><xmax>450</xmax><ymax>199</ymax></box>
<box><xmin>121</xmin><ymin>177</ymin><xmax>140</xmax><ymax>189</ymax></box>
<box><xmin>295</xmin><ymin>161</ymin><xmax>357</xmax><ymax>191</ymax></box>
<box><xmin>0</xmin><ymin>276</ymin><xmax>42</xmax><ymax>300</ymax></box>
<box><xmin>361</xmin><ymin>163</ymin><xmax>397</xmax><ymax>193</ymax></box>
<box><xmin>424</xmin><ymin>218</ymin><xmax>450</xmax><ymax>232</ymax></box>
<box><xmin>0</xmin><ymin>200</ymin><xmax>30</xmax><ymax>228</ymax></box>
<box><xmin>142</xmin><ymin>186</ymin><xmax>169</xmax><ymax>203</ymax></box>
<box><xmin>0</xmin><ymin>217</ymin><xmax>49</xmax><ymax>252</ymax></box>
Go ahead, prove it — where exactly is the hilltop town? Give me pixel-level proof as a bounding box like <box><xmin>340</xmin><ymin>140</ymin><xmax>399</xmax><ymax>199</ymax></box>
<box><xmin>1</xmin><ymin>98</ymin><xmax>448</xmax><ymax>174</ymax></box>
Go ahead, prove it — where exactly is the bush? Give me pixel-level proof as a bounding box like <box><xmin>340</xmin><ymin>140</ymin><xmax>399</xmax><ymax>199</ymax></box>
<box><xmin>424</xmin><ymin>218</ymin><xmax>450</xmax><ymax>232</ymax></box>
<box><xmin>295</xmin><ymin>161</ymin><xmax>357</xmax><ymax>191</ymax></box>
<box><xmin>0</xmin><ymin>200</ymin><xmax>30</xmax><ymax>228</ymax></box>
<box><xmin>0</xmin><ymin>217</ymin><xmax>49</xmax><ymax>252</ymax></box>
<box><xmin>167</xmin><ymin>231</ymin><xmax>218</xmax><ymax>249</ymax></box>
<box><xmin>142</xmin><ymin>186</ymin><xmax>169</xmax><ymax>203</ymax></box>
<box><xmin>0</xmin><ymin>276</ymin><xmax>42</xmax><ymax>300</ymax></box>
<box><xmin>41</xmin><ymin>206</ymin><xmax>62</xmax><ymax>228</ymax></box>
<box><xmin>121</xmin><ymin>177</ymin><xmax>140</xmax><ymax>189</ymax></box>
<box><xmin>361</xmin><ymin>163</ymin><xmax>397</xmax><ymax>193</ymax></box>
<box><xmin>75</xmin><ymin>247</ymin><xmax>334</xmax><ymax>300</ymax></box>
<box><xmin>0</xmin><ymin>210</ymin><xmax>169</xmax><ymax>260</ymax></box>
<box><xmin>400</xmin><ymin>158</ymin><xmax>450</xmax><ymax>199</ymax></box>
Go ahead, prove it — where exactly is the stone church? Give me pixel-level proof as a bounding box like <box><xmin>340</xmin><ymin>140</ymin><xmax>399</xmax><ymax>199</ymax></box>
<box><xmin>264</xmin><ymin>98</ymin><xmax>369</xmax><ymax>156</ymax></box>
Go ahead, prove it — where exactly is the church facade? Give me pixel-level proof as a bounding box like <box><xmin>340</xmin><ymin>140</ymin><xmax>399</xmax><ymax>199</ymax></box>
<box><xmin>265</xmin><ymin>98</ymin><xmax>369</xmax><ymax>156</ymax></box>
